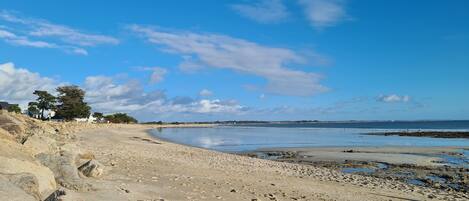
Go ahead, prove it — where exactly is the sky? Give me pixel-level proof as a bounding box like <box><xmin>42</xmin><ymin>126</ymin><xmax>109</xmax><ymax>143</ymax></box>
<box><xmin>0</xmin><ymin>0</ymin><xmax>468</xmax><ymax>122</ymax></box>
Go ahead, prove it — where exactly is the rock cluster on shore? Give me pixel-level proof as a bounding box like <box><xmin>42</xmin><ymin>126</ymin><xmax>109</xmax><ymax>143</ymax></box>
<box><xmin>0</xmin><ymin>112</ymin><xmax>106</xmax><ymax>200</ymax></box>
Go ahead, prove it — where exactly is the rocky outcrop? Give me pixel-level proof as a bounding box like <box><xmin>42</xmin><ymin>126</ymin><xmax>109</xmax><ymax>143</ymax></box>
<box><xmin>0</xmin><ymin>157</ymin><xmax>57</xmax><ymax>199</ymax></box>
<box><xmin>0</xmin><ymin>112</ymin><xmax>106</xmax><ymax>200</ymax></box>
<box><xmin>4</xmin><ymin>173</ymin><xmax>41</xmax><ymax>200</ymax></box>
<box><xmin>0</xmin><ymin>175</ymin><xmax>36</xmax><ymax>201</ymax></box>
<box><xmin>0</xmin><ymin>138</ymin><xmax>57</xmax><ymax>199</ymax></box>
<box><xmin>0</xmin><ymin>114</ymin><xmax>26</xmax><ymax>143</ymax></box>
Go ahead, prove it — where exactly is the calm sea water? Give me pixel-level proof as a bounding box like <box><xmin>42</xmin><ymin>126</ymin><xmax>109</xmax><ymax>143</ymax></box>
<box><xmin>149</xmin><ymin>121</ymin><xmax>469</xmax><ymax>152</ymax></box>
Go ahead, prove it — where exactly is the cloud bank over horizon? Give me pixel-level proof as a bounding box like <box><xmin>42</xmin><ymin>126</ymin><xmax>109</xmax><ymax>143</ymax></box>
<box><xmin>0</xmin><ymin>62</ymin><xmax>427</xmax><ymax>122</ymax></box>
<box><xmin>0</xmin><ymin>62</ymin><xmax>250</xmax><ymax>121</ymax></box>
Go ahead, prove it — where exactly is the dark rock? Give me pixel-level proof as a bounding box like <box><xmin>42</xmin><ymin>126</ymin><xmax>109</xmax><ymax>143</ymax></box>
<box><xmin>78</xmin><ymin>160</ymin><xmax>104</xmax><ymax>178</ymax></box>
<box><xmin>44</xmin><ymin>188</ymin><xmax>66</xmax><ymax>201</ymax></box>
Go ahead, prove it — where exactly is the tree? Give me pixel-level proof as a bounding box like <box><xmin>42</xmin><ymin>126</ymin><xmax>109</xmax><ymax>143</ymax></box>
<box><xmin>7</xmin><ymin>104</ymin><xmax>21</xmax><ymax>113</ymax></box>
<box><xmin>27</xmin><ymin>102</ymin><xmax>40</xmax><ymax>117</ymax></box>
<box><xmin>33</xmin><ymin>90</ymin><xmax>56</xmax><ymax>119</ymax></box>
<box><xmin>55</xmin><ymin>86</ymin><xmax>91</xmax><ymax>121</ymax></box>
<box><xmin>104</xmin><ymin>113</ymin><xmax>138</xmax><ymax>124</ymax></box>
<box><xmin>93</xmin><ymin>112</ymin><xmax>104</xmax><ymax>122</ymax></box>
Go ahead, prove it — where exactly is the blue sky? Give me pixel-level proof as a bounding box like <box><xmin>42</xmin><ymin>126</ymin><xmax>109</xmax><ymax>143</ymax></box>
<box><xmin>0</xmin><ymin>0</ymin><xmax>468</xmax><ymax>122</ymax></box>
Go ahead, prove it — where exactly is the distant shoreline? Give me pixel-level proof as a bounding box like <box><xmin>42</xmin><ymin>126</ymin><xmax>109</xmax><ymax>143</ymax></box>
<box><xmin>367</xmin><ymin>131</ymin><xmax>469</xmax><ymax>139</ymax></box>
<box><xmin>141</xmin><ymin>120</ymin><xmax>469</xmax><ymax>127</ymax></box>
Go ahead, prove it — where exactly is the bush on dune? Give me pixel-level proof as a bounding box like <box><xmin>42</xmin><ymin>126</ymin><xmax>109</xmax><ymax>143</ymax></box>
<box><xmin>104</xmin><ymin>113</ymin><xmax>138</xmax><ymax>124</ymax></box>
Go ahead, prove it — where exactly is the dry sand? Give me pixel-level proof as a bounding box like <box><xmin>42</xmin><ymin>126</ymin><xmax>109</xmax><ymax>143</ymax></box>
<box><xmin>60</xmin><ymin>125</ymin><xmax>467</xmax><ymax>201</ymax></box>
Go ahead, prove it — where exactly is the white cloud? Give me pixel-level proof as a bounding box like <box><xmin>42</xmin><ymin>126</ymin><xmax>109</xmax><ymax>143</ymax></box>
<box><xmin>70</xmin><ymin>48</ymin><xmax>88</xmax><ymax>56</ymax></box>
<box><xmin>0</xmin><ymin>29</ymin><xmax>16</xmax><ymax>38</ymax></box>
<box><xmin>0</xmin><ymin>10</ymin><xmax>118</xmax><ymax>55</ymax></box>
<box><xmin>83</xmin><ymin>75</ymin><xmax>246</xmax><ymax>118</ymax></box>
<box><xmin>0</xmin><ymin>28</ymin><xmax>89</xmax><ymax>55</ymax></box>
<box><xmin>231</xmin><ymin>0</ymin><xmax>289</xmax><ymax>23</ymax></box>
<box><xmin>0</xmin><ymin>63</ymin><xmax>246</xmax><ymax>119</ymax></box>
<box><xmin>84</xmin><ymin>75</ymin><xmax>164</xmax><ymax>113</ymax></box>
<box><xmin>298</xmin><ymin>0</ymin><xmax>348</xmax><ymax>29</ymax></box>
<box><xmin>28</xmin><ymin>22</ymin><xmax>119</xmax><ymax>46</ymax></box>
<box><xmin>377</xmin><ymin>94</ymin><xmax>411</xmax><ymax>103</ymax></box>
<box><xmin>199</xmin><ymin>89</ymin><xmax>213</xmax><ymax>97</ymax></box>
<box><xmin>143</xmin><ymin>67</ymin><xmax>168</xmax><ymax>84</ymax></box>
<box><xmin>179</xmin><ymin>58</ymin><xmax>204</xmax><ymax>72</ymax></box>
<box><xmin>0</xmin><ymin>62</ymin><xmax>60</xmax><ymax>108</ymax></box>
<box><xmin>84</xmin><ymin>76</ymin><xmax>140</xmax><ymax>102</ymax></box>
<box><xmin>0</xmin><ymin>28</ymin><xmax>57</xmax><ymax>48</ymax></box>
<box><xmin>129</xmin><ymin>25</ymin><xmax>327</xmax><ymax>96</ymax></box>
<box><xmin>8</xmin><ymin>38</ymin><xmax>56</xmax><ymax>48</ymax></box>
<box><xmin>150</xmin><ymin>68</ymin><xmax>167</xmax><ymax>84</ymax></box>
<box><xmin>173</xmin><ymin>99</ymin><xmax>245</xmax><ymax>114</ymax></box>
<box><xmin>135</xmin><ymin>67</ymin><xmax>168</xmax><ymax>84</ymax></box>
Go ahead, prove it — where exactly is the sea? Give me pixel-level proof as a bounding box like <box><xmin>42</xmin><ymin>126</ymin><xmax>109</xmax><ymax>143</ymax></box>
<box><xmin>149</xmin><ymin>121</ymin><xmax>469</xmax><ymax>152</ymax></box>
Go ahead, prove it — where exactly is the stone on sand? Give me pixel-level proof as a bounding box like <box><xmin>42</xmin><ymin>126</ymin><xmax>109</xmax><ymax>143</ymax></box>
<box><xmin>78</xmin><ymin>160</ymin><xmax>104</xmax><ymax>178</ymax></box>
<box><xmin>36</xmin><ymin>151</ymin><xmax>92</xmax><ymax>191</ymax></box>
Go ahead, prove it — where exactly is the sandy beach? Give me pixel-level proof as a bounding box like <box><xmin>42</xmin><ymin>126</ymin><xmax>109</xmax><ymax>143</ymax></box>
<box><xmin>60</xmin><ymin>125</ymin><xmax>467</xmax><ymax>201</ymax></box>
<box><xmin>1</xmin><ymin>112</ymin><xmax>467</xmax><ymax>201</ymax></box>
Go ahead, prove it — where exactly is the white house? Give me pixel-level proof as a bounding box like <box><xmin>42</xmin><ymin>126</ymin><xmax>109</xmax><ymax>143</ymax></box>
<box><xmin>74</xmin><ymin>114</ymin><xmax>97</xmax><ymax>123</ymax></box>
<box><xmin>46</xmin><ymin>110</ymin><xmax>55</xmax><ymax>120</ymax></box>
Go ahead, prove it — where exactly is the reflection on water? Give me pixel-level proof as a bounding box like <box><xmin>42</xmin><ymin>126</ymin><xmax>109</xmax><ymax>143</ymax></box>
<box><xmin>408</xmin><ymin>179</ymin><xmax>426</xmax><ymax>186</ymax></box>
<box><xmin>342</xmin><ymin>167</ymin><xmax>375</xmax><ymax>174</ymax></box>
<box><xmin>149</xmin><ymin>126</ymin><xmax>469</xmax><ymax>152</ymax></box>
<box><xmin>197</xmin><ymin>137</ymin><xmax>238</xmax><ymax>148</ymax></box>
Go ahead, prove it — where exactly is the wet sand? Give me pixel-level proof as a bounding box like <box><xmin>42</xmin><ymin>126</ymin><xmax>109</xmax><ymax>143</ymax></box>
<box><xmin>255</xmin><ymin>146</ymin><xmax>467</xmax><ymax>166</ymax></box>
<box><xmin>246</xmin><ymin>146</ymin><xmax>469</xmax><ymax>195</ymax></box>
